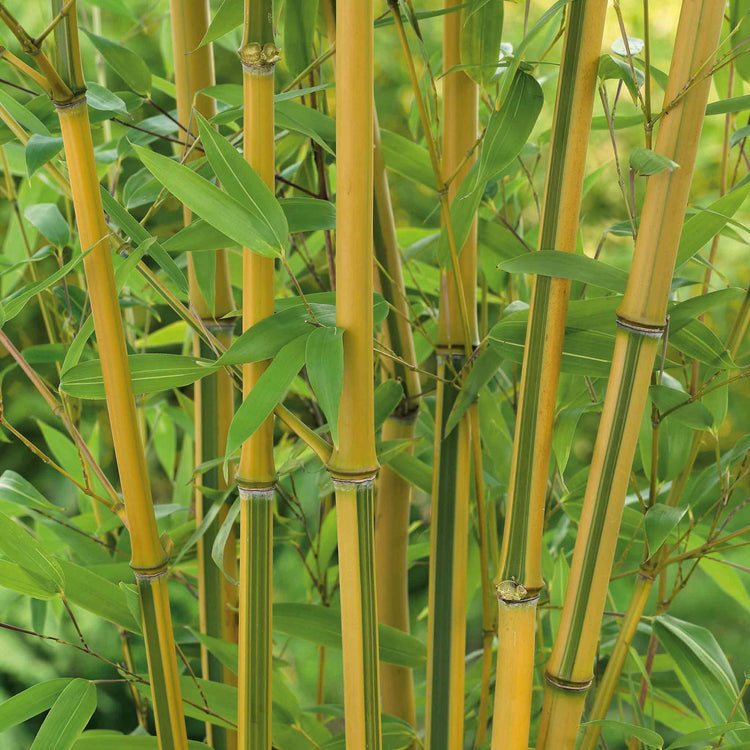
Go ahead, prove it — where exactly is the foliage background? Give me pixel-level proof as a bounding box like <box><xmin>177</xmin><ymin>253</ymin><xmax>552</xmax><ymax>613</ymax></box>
<box><xmin>0</xmin><ymin>0</ymin><xmax>747</xmax><ymax>746</ymax></box>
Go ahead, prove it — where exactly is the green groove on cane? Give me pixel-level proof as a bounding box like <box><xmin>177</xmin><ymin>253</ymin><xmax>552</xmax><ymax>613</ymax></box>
<box><xmin>197</xmin><ymin>340</ymin><xmax>226</xmax><ymax>690</ymax></box>
<box><xmin>427</xmin><ymin>356</ymin><xmax>463</xmax><ymax>747</ymax></box>
<box><xmin>356</xmin><ymin>481</ymin><xmax>381</xmax><ymax>749</ymax></box>
<box><xmin>239</xmin><ymin>489</ymin><xmax>274</xmax><ymax>749</ymax></box>
<box><xmin>138</xmin><ymin>577</ymin><xmax>176</xmax><ymax>750</ymax></box>
<box><xmin>501</xmin><ymin>276</ymin><xmax>550</xmax><ymax>579</ymax></box>
<box><xmin>558</xmin><ymin>331</ymin><xmax>645</xmax><ymax>677</ymax></box>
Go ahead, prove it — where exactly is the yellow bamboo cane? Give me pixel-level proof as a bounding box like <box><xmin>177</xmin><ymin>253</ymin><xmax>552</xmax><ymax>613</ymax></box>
<box><xmin>538</xmin><ymin>2</ymin><xmax>726</xmax><ymax>744</ymax></box>
<box><xmin>373</xmin><ymin>111</ymin><xmax>421</xmax><ymax>730</ymax></box>
<box><xmin>490</xmin><ymin>2</ymin><xmax>608</xmax><ymax>747</ymax></box>
<box><xmin>169</xmin><ymin>7</ymin><xmax>238</xmax><ymax>748</ymax></box>
<box><xmin>326</xmin><ymin>0</ymin><xmax>382</xmax><ymax>745</ymax></box>
<box><xmin>45</xmin><ymin>3</ymin><xmax>188</xmax><ymax>746</ymax></box>
<box><xmin>236</xmin><ymin>2</ymin><xmax>278</xmax><ymax>748</ymax></box>
<box><xmin>423</xmin><ymin>3</ymin><xmax>478</xmax><ymax>747</ymax></box>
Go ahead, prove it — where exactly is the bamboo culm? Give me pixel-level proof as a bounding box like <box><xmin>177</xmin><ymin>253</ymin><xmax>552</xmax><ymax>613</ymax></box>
<box><xmin>49</xmin><ymin>2</ymin><xmax>188</xmax><ymax>746</ymax></box>
<box><xmin>236</xmin><ymin>2</ymin><xmax>278</xmax><ymax>747</ymax></box>
<box><xmin>490</xmin><ymin>1</ymin><xmax>608</xmax><ymax>747</ymax></box>
<box><xmin>538</xmin><ymin>1</ymin><xmax>726</xmax><ymax>744</ymax></box>
<box><xmin>169</xmin><ymin>4</ymin><xmax>238</xmax><ymax>747</ymax></box>
<box><xmin>326</xmin><ymin>0</ymin><xmax>382</xmax><ymax>745</ymax></box>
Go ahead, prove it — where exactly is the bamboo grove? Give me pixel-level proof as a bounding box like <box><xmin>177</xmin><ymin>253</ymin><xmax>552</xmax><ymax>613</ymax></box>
<box><xmin>0</xmin><ymin>0</ymin><xmax>747</xmax><ymax>748</ymax></box>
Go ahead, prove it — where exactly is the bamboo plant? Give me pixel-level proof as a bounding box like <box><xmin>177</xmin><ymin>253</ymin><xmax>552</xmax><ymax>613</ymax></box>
<box><xmin>169</xmin><ymin>6</ymin><xmax>238</xmax><ymax>748</ymax></box>
<box><xmin>490</xmin><ymin>1</ymin><xmax>608</xmax><ymax>747</ymax></box>
<box><xmin>236</xmin><ymin>1</ymin><xmax>279</xmax><ymax>748</ymax></box>
<box><xmin>373</xmin><ymin>112</ymin><xmax>421</xmax><ymax>728</ymax></box>
<box><xmin>538</xmin><ymin>1</ymin><xmax>727</xmax><ymax>744</ymax></box>
<box><xmin>325</xmin><ymin>0</ymin><xmax>382</xmax><ymax>744</ymax></box>
<box><xmin>3</xmin><ymin>1</ymin><xmax>190</xmax><ymax>746</ymax></box>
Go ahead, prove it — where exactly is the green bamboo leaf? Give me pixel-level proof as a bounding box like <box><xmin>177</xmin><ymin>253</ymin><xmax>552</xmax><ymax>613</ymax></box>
<box><xmin>445</xmin><ymin>347</ymin><xmax>503</xmax><ymax>435</ymax></box>
<box><xmin>460</xmin><ymin>0</ymin><xmax>503</xmax><ymax>86</ymax></box>
<box><xmin>670</xmin><ymin>321</ymin><xmax>734</xmax><ymax>369</ymax></box>
<box><xmin>58</xmin><ymin>561</ymin><xmax>141</xmax><ymax>632</ymax></box>
<box><xmin>132</xmin><ymin>146</ymin><xmax>279</xmax><ymax>258</ymax></box>
<box><xmin>495</xmin><ymin>0</ymin><xmax>571</xmax><ymax>108</ymax></box>
<box><xmin>211</xmin><ymin>496</ymin><xmax>241</xmax><ymax>585</ymax></box>
<box><xmin>30</xmin><ymin>679</ymin><xmax>97</xmax><ymax>750</ymax></box>
<box><xmin>654</xmin><ymin>615</ymin><xmax>746</xmax><ymax>726</ymax></box>
<box><xmin>275</xmin><ymin>100</ymin><xmax>335</xmax><ymax>154</ymax></box>
<box><xmin>380</xmin><ymin>128</ymin><xmax>435</xmax><ymax>189</ymax></box>
<box><xmin>306</xmin><ymin>326</ymin><xmax>344</xmax><ymax>445</ymax></box>
<box><xmin>704</xmin><ymin>94</ymin><xmax>750</xmax><ymax>116</ymax></box>
<box><xmin>582</xmin><ymin>720</ymin><xmax>663</xmax><ymax>748</ymax></box>
<box><xmin>730</xmin><ymin>124</ymin><xmax>750</xmax><ymax>148</ymax></box>
<box><xmin>0</xmin><ymin>471</ymin><xmax>58</xmax><ymax>512</ymax></box>
<box><xmin>599</xmin><ymin>54</ymin><xmax>645</xmax><ymax>102</ymax></box>
<box><xmin>199</xmin><ymin>0</ymin><xmax>242</xmax><ymax>46</ymax></box>
<box><xmin>217</xmin><ymin>305</ymin><xmax>328</xmax><ymax>366</ymax></box>
<box><xmin>24</xmin><ymin>203</ymin><xmax>69</xmax><ymax>247</ymax></box>
<box><xmin>60</xmin><ymin>354</ymin><xmax>218</xmax><ymax>399</ymax></box>
<box><xmin>385</xmin><ymin>452</ymin><xmax>432</xmax><ymax>495</ymax></box>
<box><xmin>0</xmin><ymin>89</ymin><xmax>51</xmax><ymax>136</ymax></box>
<box><xmin>73</xmin><ymin>735</ymin><xmax>211</xmax><ymax>749</ymax></box>
<box><xmin>191</xmin><ymin>247</ymin><xmax>216</xmax><ymax>314</ymax></box>
<box><xmin>676</xmin><ymin>179</ymin><xmax>750</xmax><ymax>266</ymax></box>
<box><xmin>630</xmin><ymin>147</ymin><xmax>679</xmax><ymax>176</ymax></box>
<box><xmin>100</xmin><ymin>190</ymin><xmax>188</xmax><ymax>294</ymax></box>
<box><xmin>644</xmin><ymin>504</ymin><xmax>687</xmax><ymax>557</ymax></box>
<box><xmin>281</xmin><ymin>197</ymin><xmax>336</xmax><ymax>233</ymax></box>
<box><xmin>0</xmin><ymin>560</ymin><xmax>59</xmax><ymax>599</ymax></box>
<box><xmin>84</xmin><ymin>82</ymin><xmax>130</xmax><ymax>118</ymax></box>
<box><xmin>0</xmin><ymin>512</ymin><xmax>64</xmax><ymax>593</ymax></box>
<box><xmin>82</xmin><ymin>30</ymin><xmax>150</xmax><ymax>95</ymax></box>
<box><xmin>666</xmin><ymin>722</ymin><xmax>750</xmax><ymax>749</ymax></box>
<box><xmin>284</xmin><ymin>0</ymin><xmax>320</xmax><ymax>75</ymax></box>
<box><xmin>225</xmin><ymin>335</ymin><xmax>308</xmax><ymax>457</ymax></box>
<box><xmin>273</xmin><ymin>603</ymin><xmax>426</xmax><ymax>669</ymax></box>
<box><xmin>497</xmin><ymin>250</ymin><xmax>629</xmax><ymax>292</ymax></box>
<box><xmin>2</xmin><ymin>249</ymin><xmax>84</xmax><ymax>323</ymax></box>
<box><xmin>374</xmin><ymin>379</ymin><xmax>405</xmax><ymax>431</ymax></box>
<box><xmin>438</xmin><ymin>71</ymin><xmax>543</xmax><ymax>266</ymax></box>
<box><xmin>25</xmin><ymin>135</ymin><xmax>63</xmax><ymax>179</ymax></box>
<box><xmin>195</xmin><ymin>112</ymin><xmax>288</xmax><ymax>253</ymax></box>
<box><xmin>668</xmin><ymin>288</ymin><xmax>745</xmax><ymax>331</ymax></box>
<box><xmin>162</xmin><ymin>198</ymin><xmax>334</xmax><ymax>253</ymax></box>
<box><xmin>0</xmin><ymin>680</ymin><xmax>73</xmax><ymax>734</ymax></box>
<box><xmin>650</xmin><ymin>384</ymin><xmax>713</xmax><ymax>430</ymax></box>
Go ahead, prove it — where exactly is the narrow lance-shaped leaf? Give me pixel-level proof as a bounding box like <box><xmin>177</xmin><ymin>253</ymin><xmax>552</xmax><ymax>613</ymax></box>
<box><xmin>438</xmin><ymin>70</ymin><xmax>544</xmax><ymax>266</ymax></box>
<box><xmin>225</xmin><ymin>335</ymin><xmax>309</xmax><ymax>459</ymax></box>
<box><xmin>132</xmin><ymin>143</ymin><xmax>281</xmax><ymax>257</ymax></box>
<box><xmin>306</xmin><ymin>326</ymin><xmax>344</xmax><ymax>445</ymax></box>
<box><xmin>195</xmin><ymin>112</ymin><xmax>288</xmax><ymax>251</ymax></box>
<box><xmin>460</xmin><ymin>0</ymin><xmax>504</xmax><ymax>86</ymax></box>
<box><xmin>30</xmin><ymin>679</ymin><xmax>97</xmax><ymax>750</ymax></box>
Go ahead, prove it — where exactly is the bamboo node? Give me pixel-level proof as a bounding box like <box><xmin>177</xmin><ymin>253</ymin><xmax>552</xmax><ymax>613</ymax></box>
<box><xmin>239</xmin><ymin>42</ymin><xmax>281</xmax><ymax>72</ymax></box>
<box><xmin>238</xmin><ymin>485</ymin><xmax>275</xmax><ymax>502</ymax></box>
<box><xmin>615</xmin><ymin>315</ymin><xmax>666</xmax><ymax>338</ymax></box>
<box><xmin>330</xmin><ymin>473</ymin><xmax>377</xmax><ymax>490</ymax></box>
<box><xmin>204</xmin><ymin>320</ymin><xmax>236</xmax><ymax>334</ymax></box>
<box><xmin>543</xmin><ymin>671</ymin><xmax>593</xmax><ymax>692</ymax></box>
<box><xmin>494</xmin><ymin>576</ymin><xmax>533</xmax><ymax>603</ymax></box>
<box><xmin>132</xmin><ymin>561</ymin><xmax>169</xmax><ymax>581</ymax></box>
